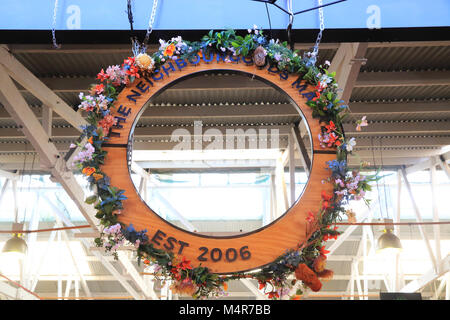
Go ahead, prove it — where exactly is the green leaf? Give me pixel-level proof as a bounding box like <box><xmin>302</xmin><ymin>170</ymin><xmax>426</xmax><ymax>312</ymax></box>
<box><xmin>85</xmin><ymin>195</ymin><xmax>98</xmax><ymax>204</ymax></box>
<box><xmin>95</xmin><ymin>211</ymin><xmax>104</xmax><ymax>219</ymax></box>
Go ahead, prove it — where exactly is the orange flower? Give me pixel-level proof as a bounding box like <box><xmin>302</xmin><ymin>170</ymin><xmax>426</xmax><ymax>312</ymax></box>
<box><xmin>321</xmin><ymin>190</ymin><xmax>333</xmax><ymax>201</ymax></box>
<box><xmin>306</xmin><ymin>211</ymin><xmax>315</xmax><ymax>223</ymax></box>
<box><xmin>170</xmin><ymin>279</ymin><xmax>197</xmax><ymax>296</ymax></box>
<box><xmin>163</xmin><ymin>43</ymin><xmax>176</xmax><ymax>57</ymax></box>
<box><xmin>294</xmin><ymin>264</ymin><xmax>322</xmax><ymax>292</ymax></box>
<box><xmin>197</xmin><ymin>50</ymin><xmax>203</xmax><ymax>58</ymax></box>
<box><xmin>325</xmin><ymin>121</ymin><xmax>336</xmax><ymax>133</ymax></box>
<box><xmin>313</xmin><ymin>254</ymin><xmax>327</xmax><ymax>273</ymax></box>
<box><xmin>88</xmin><ymin>136</ymin><xmax>93</xmax><ymax>144</ymax></box>
<box><xmin>258</xmin><ymin>281</ymin><xmax>266</xmax><ymax>290</ymax></box>
<box><xmin>319</xmin><ymin>245</ymin><xmax>330</xmax><ymax>256</ymax></box>
<box><xmin>223</xmin><ymin>282</ymin><xmax>228</xmax><ymax>291</ymax></box>
<box><xmin>312</xmin><ymin>91</ymin><xmax>321</xmax><ymax>101</ymax></box>
<box><xmin>317</xmin><ymin>269</ymin><xmax>334</xmax><ymax>281</ymax></box>
<box><xmin>82</xmin><ymin>167</ymin><xmax>96</xmax><ymax>176</ymax></box>
<box><xmin>95</xmin><ymin>84</ymin><xmax>104</xmax><ymax>94</ymax></box>
<box><xmin>92</xmin><ymin>173</ymin><xmax>103</xmax><ymax>181</ymax></box>
<box><xmin>177</xmin><ymin>256</ymin><xmax>192</xmax><ymax>270</ymax></box>
<box><xmin>268</xmin><ymin>291</ymin><xmax>279</xmax><ymax>299</ymax></box>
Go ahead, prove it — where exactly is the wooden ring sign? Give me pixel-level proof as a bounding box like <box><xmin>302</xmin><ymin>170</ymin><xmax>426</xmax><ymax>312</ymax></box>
<box><xmin>100</xmin><ymin>55</ymin><xmax>335</xmax><ymax>273</ymax></box>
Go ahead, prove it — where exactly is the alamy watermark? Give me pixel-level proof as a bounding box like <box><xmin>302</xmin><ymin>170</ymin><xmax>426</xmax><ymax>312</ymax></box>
<box><xmin>170</xmin><ymin>121</ymin><xmax>280</xmax><ymax>152</ymax></box>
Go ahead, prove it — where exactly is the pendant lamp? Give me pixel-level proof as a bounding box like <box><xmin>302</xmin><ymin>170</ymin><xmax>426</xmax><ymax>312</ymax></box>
<box><xmin>2</xmin><ymin>223</ymin><xmax>27</xmax><ymax>259</ymax></box>
<box><xmin>377</xmin><ymin>219</ymin><xmax>402</xmax><ymax>254</ymax></box>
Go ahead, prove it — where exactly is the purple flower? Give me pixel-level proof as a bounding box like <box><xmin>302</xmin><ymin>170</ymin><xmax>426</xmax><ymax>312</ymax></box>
<box><xmin>335</xmin><ymin>179</ymin><xmax>345</xmax><ymax>188</ymax></box>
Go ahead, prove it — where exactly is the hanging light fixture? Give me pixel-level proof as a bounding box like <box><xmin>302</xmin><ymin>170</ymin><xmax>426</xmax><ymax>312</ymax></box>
<box><xmin>2</xmin><ymin>223</ymin><xmax>27</xmax><ymax>259</ymax></box>
<box><xmin>371</xmin><ymin>138</ymin><xmax>402</xmax><ymax>254</ymax></box>
<box><xmin>377</xmin><ymin>219</ymin><xmax>402</xmax><ymax>254</ymax></box>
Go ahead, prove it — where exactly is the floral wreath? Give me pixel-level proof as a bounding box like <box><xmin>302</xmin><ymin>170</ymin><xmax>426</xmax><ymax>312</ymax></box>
<box><xmin>72</xmin><ymin>27</ymin><xmax>376</xmax><ymax>300</ymax></box>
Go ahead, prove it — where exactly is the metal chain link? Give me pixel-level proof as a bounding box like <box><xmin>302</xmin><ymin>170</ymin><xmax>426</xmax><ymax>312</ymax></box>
<box><xmin>52</xmin><ymin>0</ymin><xmax>60</xmax><ymax>49</ymax></box>
<box><xmin>143</xmin><ymin>0</ymin><xmax>159</xmax><ymax>46</ymax></box>
<box><xmin>286</xmin><ymin>0</ymin><xmax>294</xmax><ymax>50</ymax></box>
<box><xmin>313</xmin><ymin>0</ymin><xmax>325</xmax><ymax>56</ymax></box>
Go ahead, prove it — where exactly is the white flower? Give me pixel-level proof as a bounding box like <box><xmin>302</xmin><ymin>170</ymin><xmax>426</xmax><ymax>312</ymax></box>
<box><xmin>135</xmin><ymin>53</ymin><xmax>155</xmax><ymax>71</ymax></box>
<box><xmin>346</xmin><ymin>137</ymin><xmax>357</xmax><ymax>152</ymax></box>
<box><xmin>158</xmin><ymin>39</ymin><xmax>167</xmax><ymax>51</ymax></box>
<box><xmin>320</xmin><ymin>74</ymin><xmax>333</xmax><ymax>84</ymax></box>
<box><xmin>325</xmin><ymin>60</ymin><xmax>331</xmax><ymax>66</ymax></box>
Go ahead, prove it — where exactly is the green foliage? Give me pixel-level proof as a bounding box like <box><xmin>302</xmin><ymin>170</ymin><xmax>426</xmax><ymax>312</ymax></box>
<box><xmin>77</xmin><ymin>27</ymin><xmax>375</xmax><ymax>300</ymax></box>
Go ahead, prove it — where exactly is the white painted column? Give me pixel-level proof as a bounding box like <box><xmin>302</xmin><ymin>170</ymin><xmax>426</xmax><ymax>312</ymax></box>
<box><xmin>430</xmin><ymin>164</ymin><xmax>442</xmax><ymax>270</ymax></box>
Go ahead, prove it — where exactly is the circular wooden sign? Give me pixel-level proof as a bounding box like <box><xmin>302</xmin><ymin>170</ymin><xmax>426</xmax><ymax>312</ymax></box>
<box><xmin>100</xmin><ymin>54</ymin><xmax>335</xmax><ymax>273</ymax></box>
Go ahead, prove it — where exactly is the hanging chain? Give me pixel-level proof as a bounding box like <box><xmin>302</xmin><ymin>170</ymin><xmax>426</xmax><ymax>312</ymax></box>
<box><xmin>371</xmin><ymin>137</ymin><xmax>384</xmax><ymax>220</ymax></box>
<box><xmin>52</xmin><ymin>0</ymin><xmax>60</xmax><ymax>49</ymax></box>
<box><xmin>312</xmin><ymin>0</ymin><xmax>325</xmax><ymax>57</ymax></box>
<box><xmin>286</xmin><ymin>0</ymin><xmax>294</xmax><ymax>50</ymax></box>
<box><xmin>143</xmin><ymin>0</ymin><xmax>159</xmax><ymax>46</ymax></box>
<box><xmin>131</xmin><ymin>0</ymin><xmax>159</xmax><ymax>55</ymax></box>
<box><xmin>23</xmin><ymin>152</ymin><xmax>37</xmax><ymax>225</ymax></box>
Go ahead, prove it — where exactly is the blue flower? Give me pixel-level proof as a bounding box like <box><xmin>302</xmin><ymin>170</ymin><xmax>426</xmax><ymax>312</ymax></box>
<box><xmin>101</xmin><ymin>109</ymin><xmax>110</xmax><ymax>117</ymax></box>
<box><xmin>123</xmin><ymin>224</ymin><xmax>149</xmax><ymax>244</ymax></box>
<box><xmin>327</xmin><ymin>160</ymin><xmax>347</xmax><ymax>176</ymax></box>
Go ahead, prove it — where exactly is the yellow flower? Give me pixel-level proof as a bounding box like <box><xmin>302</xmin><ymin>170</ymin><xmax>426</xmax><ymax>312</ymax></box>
<box><xmin>135</xmin><ymin>53</ymin><xmax>155</xmax><ymax>71</ymax></box>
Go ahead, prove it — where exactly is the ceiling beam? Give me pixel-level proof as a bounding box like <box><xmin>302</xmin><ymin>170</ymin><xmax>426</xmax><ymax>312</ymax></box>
<box><xmin>353</xmin><ymin>136</ymin><xmax>450</xmax><ymax>148</ymax></box>
<box><xmin>0</xmin><ymin>45</ymin><xmax>87</xmax><ymax>132</ymax></box>
<box><xmin>9</xmin><ymin>70</ymin><xmax>450</xmax><ymax>94</ymax></box>
<box><xmin>0</xmin><ymin>281</ymin><xmax>40</xmax><ymax>300</ymax></box>
<box><xmin>353</xmin><ymin>148</ymin><xmax>444</xmax><ymax>159</ymax></box>
<box><xmin>7</xmin><ymin>41</ymin><xmax>450</xmax><ymax>54</ymax></box>
<box><xmin>349</xmin><ymin>100</ymin><xmax>450</xmax><ymax>116</ymax></box>
<box><xmin>400</xmin><ymin>254</ymin><xmax>450</xmax><ymax>293</ymax></box>
<box><xmin>344</xmin><ymin>120</ymin><xmax>450</xmax><ymax>135</ymax></box>
<box><xmin>139</xmin><ymin>103</ymin><xmax>299</xmax><ymax>119</ymax></box>
<box><xmin>356</xmin><ymin>71</ymin><xmax>450</xmax><ymax>87</ymax></box>
<box><xmin>0</xmin><ymin>67</ymin><xmax>98</xmax><ymax>226</ymax></box>
<box><xmin>329</xmin><ymin>42</ymin><xmax>368</xmax><ymax>103</ymax></box>
<box><xmin>0</xmin><ymin>124</ymin><xmax>292</xmax><ymax>139</ymax></box>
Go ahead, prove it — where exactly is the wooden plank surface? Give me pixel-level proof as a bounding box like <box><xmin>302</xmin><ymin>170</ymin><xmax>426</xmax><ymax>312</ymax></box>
<box><xmin>101</xmin><ymin>57</ymin><xmax>336</xmax><ymax>273</ymax></box>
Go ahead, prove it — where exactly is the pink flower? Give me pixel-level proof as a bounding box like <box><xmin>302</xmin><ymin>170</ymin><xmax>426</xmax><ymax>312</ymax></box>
<box><xmin>356</xmin><ymin>116</ymin><xmax>368</xmax><ymax>131</ymax></box>
<box><xmin>98</xmin><ymin>114</ymin><xmax>117</xmax><ymax>136</ymax></box>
